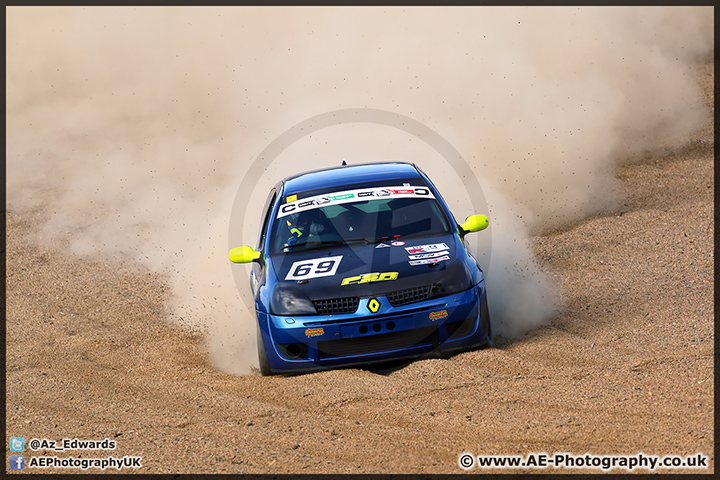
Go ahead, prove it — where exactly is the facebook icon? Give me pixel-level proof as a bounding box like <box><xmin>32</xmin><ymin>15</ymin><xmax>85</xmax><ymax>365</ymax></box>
<box><xmin>10</xmin><ymin>455</ymin><xmax>25</xmax><ymax>470</ymax></box>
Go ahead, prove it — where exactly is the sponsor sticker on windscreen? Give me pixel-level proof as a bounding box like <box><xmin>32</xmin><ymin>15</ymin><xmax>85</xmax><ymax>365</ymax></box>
<box><xmin>408</xmin><ymin>250</ymin><xmax>449</xmax><ymax>260</ymax></box>
<box><xmin>277</xmin><ymin>186</ymin><xmax>434</xmax><ymax>218</ymax></box>
<box><xmin>409</xmin><ymin>255</ymin><xmax>450</xmax><ymax>266</ymax></box>
<box><xmin>405</xmin><ymin>243</ymin><xmax>449</xmax><ymax>254</ymax></box>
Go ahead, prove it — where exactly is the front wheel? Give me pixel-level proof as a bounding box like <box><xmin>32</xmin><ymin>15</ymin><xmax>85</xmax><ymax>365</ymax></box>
<box><xmin>256</xmin><ymin>325</ymin><xmax>272</xmax><ymax>376</ymax></box>
<box><xmin>486</xmin><ymin>318</ymin><xmax>494</xmax><ymax>348</ymax></box>
<box><xmin>480</xmin><ymin>294</ymin><xmax>494</xmax><ymax>348</ymax></box>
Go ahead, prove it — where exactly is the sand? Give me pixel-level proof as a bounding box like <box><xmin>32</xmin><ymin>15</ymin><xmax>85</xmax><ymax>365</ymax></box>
<box><xmin>5</xmin><ymin>58</ymin><xmax>713</xmax><ymax>474</ymax></box>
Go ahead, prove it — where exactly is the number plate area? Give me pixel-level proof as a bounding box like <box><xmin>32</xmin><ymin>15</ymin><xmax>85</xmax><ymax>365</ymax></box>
<box><xmin>339</xmin><ymin>315</ymin><xmax>415</xmax><ymax>339</ymax></box>
<box><xmin>284</xmin><ymin>256</ymin><xmax>343</xmax><ymax>281</ymax></box>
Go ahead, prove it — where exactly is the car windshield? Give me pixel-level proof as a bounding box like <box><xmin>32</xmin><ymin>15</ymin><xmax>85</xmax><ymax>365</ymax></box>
<box><xmin>270</xmin><ymin>184</ymin><xmax>452</xmax><ymax>253</ymax></box>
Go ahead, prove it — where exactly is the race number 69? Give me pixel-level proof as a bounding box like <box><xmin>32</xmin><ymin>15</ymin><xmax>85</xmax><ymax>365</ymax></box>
<box><xmin>285</xmin><ymin>256</ymin><xmax>343</xmax><ymax>281</ymax></box>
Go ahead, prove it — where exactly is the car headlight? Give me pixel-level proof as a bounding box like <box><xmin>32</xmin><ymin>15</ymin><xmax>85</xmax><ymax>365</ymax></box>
<box><xmin>428</xmin><ymin>259</ymin><xmax>475</xmax><ymax>298</ymax></box>
<box><xmin>270</xmin><ymin>284</ymin><xmax>317</xmax><ymax>315</ymax></box>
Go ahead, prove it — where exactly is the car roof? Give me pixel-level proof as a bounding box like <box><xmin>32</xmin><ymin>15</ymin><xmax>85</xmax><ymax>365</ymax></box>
<box><xmin>280</xmin><ymin>162</ymin><xmax>424</xmax><ymax>195</ymax></box>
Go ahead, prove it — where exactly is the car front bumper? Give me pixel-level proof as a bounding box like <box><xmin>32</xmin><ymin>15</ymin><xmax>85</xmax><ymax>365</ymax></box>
<box><xmin>257</xmin><ymin>281</ymin><xmax>490</xmax><ymax>374</ymax></box>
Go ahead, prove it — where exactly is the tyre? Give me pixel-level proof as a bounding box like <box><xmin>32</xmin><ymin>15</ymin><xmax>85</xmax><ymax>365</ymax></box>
<box><xmin>486</xmin><ymin>317</ymin><xmax>494</xmax><ymax>348</ymax></box>
<box><xmin>256</xmin><ymin>324</ymin><xmax>272</xmax><ymax>376</ymax></box>
<box><xmin>480</xmin><ymin>294</ymin><xmax>494</xmax><ymax>348</ymax></box>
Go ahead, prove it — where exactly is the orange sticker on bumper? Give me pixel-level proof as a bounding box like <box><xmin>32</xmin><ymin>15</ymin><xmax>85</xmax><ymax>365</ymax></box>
<box><xmin>305</xmin><ymin>327</ymin><xmax>324</xmax><ymax>337</ymax></box>
<box><xmin>429</xmin><ymin>310</ymin><xmax>448</xmax><ymax>321</ymax></box>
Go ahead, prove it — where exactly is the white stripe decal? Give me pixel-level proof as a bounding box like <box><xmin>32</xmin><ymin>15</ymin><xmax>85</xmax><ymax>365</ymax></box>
<box><xmin>277</xmin><ymin>186</ymin><xmax>434</xmax><ymax>218</ymax></box>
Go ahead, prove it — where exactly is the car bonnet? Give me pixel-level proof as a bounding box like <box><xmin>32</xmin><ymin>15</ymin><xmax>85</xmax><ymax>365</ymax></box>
<box><xmin>268</xmin><ymin>234</ymin><xmax>474</xmax><ymax>303</ymax></box>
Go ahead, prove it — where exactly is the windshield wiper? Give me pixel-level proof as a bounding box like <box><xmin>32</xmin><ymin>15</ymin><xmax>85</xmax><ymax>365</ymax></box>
<box><xmin>283</xmin><ymin>236</ymin><xmax>381</xmax><ymax>252</ymax></box>
<box><xmin>312</xmin><ymin>237</ymin><xmax>376</xmax><ymax>248</ymax></box>
<box><xmin>339</xmin><ymin>236</ymin><xmax>376</xmax><ymax>245</ymax></box>
<box><xmin>282</xmin><ymin>242</ymin><xmax>309</xmax><ymax>251</ymax></box>
<box><xmin>292</xmin><ymin>237</ymin><xmax>376</xmax><ymax>250</ymax></box>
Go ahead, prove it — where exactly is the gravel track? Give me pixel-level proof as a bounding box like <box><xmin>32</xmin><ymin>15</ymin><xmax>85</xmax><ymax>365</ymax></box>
<box><xmin>5</xmin><ymin>58</ymin><xmax>713</xmax><ymax>474</ymax></box>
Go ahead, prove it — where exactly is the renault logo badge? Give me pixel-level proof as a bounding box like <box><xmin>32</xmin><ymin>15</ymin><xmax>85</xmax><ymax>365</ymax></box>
<box><xmin>367</xmin><ymin>298</ymin><xmax>381</xmax><ymax>313</ymax></box>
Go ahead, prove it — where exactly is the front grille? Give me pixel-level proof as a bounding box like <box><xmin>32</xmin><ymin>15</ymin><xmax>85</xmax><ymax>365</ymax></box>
<box><xmin>317</xmin><ymin>326</ymin><xmax>437</xmax><ymax>359</ymax></box>
<box><xmin>313</xmin><ymin>297</ymin><xmax>359</xmax><ymax>315</ymax></box>
<box><xmin>386</xmin><ymin>285</ymin><xmax>431</xmax><ymax>307</ymax></box>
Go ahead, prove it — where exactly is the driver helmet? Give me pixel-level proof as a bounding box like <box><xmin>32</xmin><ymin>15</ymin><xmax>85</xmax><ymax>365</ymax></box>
<box><xmin>287</xmin><ymin>209</ymin><xmax>326</xmax><ymax>240</ymax></box>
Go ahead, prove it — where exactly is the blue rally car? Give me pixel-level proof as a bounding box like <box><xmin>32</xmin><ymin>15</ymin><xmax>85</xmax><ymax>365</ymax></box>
<box><xmin>230</xmin><ymin>162</ymin><xmax>491</xmax><ymax>375</ymax></box>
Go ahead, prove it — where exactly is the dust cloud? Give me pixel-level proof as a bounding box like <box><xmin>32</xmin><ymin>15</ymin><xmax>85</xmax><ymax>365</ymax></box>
<box><xmin>6</xmin><ymin>7</ymin><xmax>712</xmax><ymax>372</ymax></box>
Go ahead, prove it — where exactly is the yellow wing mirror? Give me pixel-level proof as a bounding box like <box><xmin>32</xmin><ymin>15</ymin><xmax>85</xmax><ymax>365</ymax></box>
<box><xmin>229</xmin><ymin>246</ymin><xmax>262</xmax><ymax>264</ymax></box>
<box><xmin>459</xmin><ymin>214</ymin><xmax>489</xmax><ymax>235</ymax></box>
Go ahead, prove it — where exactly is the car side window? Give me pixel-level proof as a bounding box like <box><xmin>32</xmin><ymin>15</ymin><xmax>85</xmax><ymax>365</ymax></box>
<box><xmin>256</xmin><ymin>189</ymin><xmax>278</xmax><ymax>251</ymax></box>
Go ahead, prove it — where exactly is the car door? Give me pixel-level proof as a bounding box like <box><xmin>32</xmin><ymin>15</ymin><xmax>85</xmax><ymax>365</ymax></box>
<box><xmin>251</xmin><ymin>188</ymin><xmax>278</xmax><ymax>298</ymax></box>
